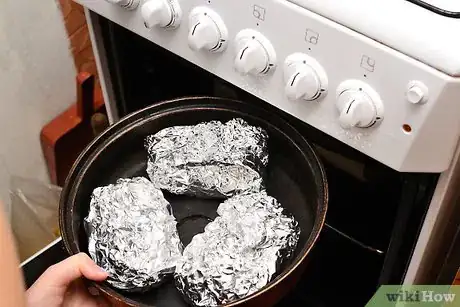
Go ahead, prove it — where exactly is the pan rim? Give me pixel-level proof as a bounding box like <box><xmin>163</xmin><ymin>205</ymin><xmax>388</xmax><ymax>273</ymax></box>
<box><xmin>59</xmin><ymin>96</ymin><xmax>328</xmax><ymax>307</ymax></box>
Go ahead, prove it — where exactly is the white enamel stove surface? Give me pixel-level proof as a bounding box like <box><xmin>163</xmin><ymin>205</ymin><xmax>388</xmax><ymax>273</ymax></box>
<box><xmin>76</xmin><ymin>0</ymin><xmax>460</xmax><ymax>172</ymax></box>
<box><xmin>289</xmin><ymin>0</ymin><xmax>460</xmax><ymax>76</ymax></box>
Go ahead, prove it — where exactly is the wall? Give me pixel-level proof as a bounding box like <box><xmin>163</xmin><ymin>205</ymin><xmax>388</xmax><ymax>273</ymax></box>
<box><xmin>0</xmin><ymin>0</ymin><xmax>76</xmax><ymax>213</ymax></box>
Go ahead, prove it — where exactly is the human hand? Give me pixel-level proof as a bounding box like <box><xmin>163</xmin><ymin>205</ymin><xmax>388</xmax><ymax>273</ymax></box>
<box><xmin>26</xmin><ymin>253</ymin><xmax>109</xmax><ymax>307</ymax></box>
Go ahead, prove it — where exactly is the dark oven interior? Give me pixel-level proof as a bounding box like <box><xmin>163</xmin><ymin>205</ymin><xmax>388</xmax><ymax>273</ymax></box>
<box><xmin>95</xmin><ymin>14</ymin><xmax>440</xmax><ymax>306</ymax></box>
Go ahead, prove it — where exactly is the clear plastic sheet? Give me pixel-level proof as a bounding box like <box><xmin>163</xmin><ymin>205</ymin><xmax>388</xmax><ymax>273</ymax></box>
<box><xmin>145</xmin><ymin>118</ymin><xmax>269</xmax><ymax>198</ymax></box>
<box><xmin>175</xmin><ymin>191</ymin><xmax>300</xmax><ymax>306</ymax></box>
<box><xmin>85</xmin><ymin>177</ymin><xmax>183</xmax><ymax>292</ymax></box>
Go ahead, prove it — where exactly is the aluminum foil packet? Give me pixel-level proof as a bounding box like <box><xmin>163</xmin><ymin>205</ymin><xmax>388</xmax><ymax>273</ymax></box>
<box><xmin>84</xmin><ymin>177</ymin><xmax>183</xmax><ymax>292</ymax></box>
<box><xmin>174</xmin><ymin>191</ymin><xmax>300</xmax><ymax>306</ymax></box>
<box><xmin>145</xmin><ymin>118</ymin><xmax>269</xmax><ymax>198</ymax></box>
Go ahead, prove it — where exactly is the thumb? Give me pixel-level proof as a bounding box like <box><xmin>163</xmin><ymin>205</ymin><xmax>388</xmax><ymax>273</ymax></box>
<box><xmin>40</xmin><ymin>253</ymin><xmax>108</xmax><ymax>288</ymax></box>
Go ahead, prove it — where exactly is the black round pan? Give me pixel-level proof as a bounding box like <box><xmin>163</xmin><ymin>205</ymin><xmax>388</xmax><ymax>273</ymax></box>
<box><xmin>59</xmin><ymin>96</ymin><xmax>328</xmax><ymax>307</ymax></box>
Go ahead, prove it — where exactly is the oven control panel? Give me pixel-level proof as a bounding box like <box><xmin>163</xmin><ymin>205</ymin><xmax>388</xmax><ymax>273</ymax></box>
<box><xmin>77</xmin><ymin>0</ymin><xmax>460</xmax><ymax>172</ymax></box>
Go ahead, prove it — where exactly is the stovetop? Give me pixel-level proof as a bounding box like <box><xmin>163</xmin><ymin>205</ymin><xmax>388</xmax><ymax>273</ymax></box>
<box><xmin>287</xmin><ymin>0</ymin><xmax>460</xmax><ymax>76</ymax></box>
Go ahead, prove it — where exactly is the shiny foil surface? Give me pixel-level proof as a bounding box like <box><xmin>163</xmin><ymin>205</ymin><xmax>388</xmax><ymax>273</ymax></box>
<box><xmin>145</xmin><ymin>118</ymin><xmax>269</xmax><ymax>198</ymax></box>
<box><xmin>84</xmin><ymin>177</ymin><xmax>183</xmax><ymax>292</ymax></box>
<box><xmin>175</xmin><ymin>191</ymin><xmax>300</xmax><ymax>306</ymax></box>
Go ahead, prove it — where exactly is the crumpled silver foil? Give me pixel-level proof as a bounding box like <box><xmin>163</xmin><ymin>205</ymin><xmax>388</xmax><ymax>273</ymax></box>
<box><xmin>174</xmin><ymin>191</ymin><xmax>300</xmax><ymax>306</ymax></box>
<box><xmin>84</xmin><ymin>177</ymin><xmax>183</xmax><ymax>292</ymax></box>
<box><xmin>145</xmin><ymin>118</ymin><xmax>269</xmax><ymax>198</ymax></box>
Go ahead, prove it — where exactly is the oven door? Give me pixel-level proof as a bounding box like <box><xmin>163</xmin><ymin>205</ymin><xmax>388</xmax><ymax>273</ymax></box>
<box><xmin>21</xmin><ymin>150</ymin><xmax>437</xmax><ymax>307</ymax></box>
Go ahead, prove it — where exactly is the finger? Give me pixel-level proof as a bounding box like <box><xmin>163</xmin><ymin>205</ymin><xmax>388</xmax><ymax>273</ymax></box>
<box><xmin>43</xmin><ymin>253</ymin><xmax>108</xmax><ymax>288</ymax></box>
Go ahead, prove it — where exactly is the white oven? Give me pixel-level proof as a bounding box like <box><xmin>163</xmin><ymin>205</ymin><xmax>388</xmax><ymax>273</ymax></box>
<box><xmin>21</xmin><ymin>0</ymin><xmax>460</xmax><ymax>305</ymax></box>
<box><xmin>84</xmin><ymin>0</ymin><xmax>460</xmax><ymax>289</ymax></box>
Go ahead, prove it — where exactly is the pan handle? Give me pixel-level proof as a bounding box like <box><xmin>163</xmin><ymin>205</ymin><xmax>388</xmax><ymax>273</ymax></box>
<box><xmin>325</xmin><ymin>223</ymin><xmax>384</xmax><ymax>255</ymax></box>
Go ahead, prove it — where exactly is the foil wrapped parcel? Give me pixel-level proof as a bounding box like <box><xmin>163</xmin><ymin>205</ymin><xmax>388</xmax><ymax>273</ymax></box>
<box><xmin>175</xmin><ymin>191</ymin><xmax>300</xmax><ymax>306</ymax></box>
<box><xmin>85</xmin><ymin>177</ymin><xmax>183</xmax><ymax>292</ymax></box>
<box><xmin>145</xmin><ymin>118</ymin><xmax>269</xmax><ymax>198</ymax></box>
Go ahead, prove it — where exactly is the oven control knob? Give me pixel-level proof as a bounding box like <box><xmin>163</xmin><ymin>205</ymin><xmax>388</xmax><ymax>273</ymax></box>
<box><xmin>406</xmin><ymin>81</ymin><xmax>428</xmax><ymax>104</ymax></box>
<box><xmin>188</xmin><ymin>7</ymin><xmax>228</xmax><ymax>52</ymax></box>
<box><xmin>234</xmin><ymin>29</ymin><xmax>276</xmax><ymax>75</ymax></box>
<box><xmin>106</xmin><ymin>0</ymin><xmax>139</xmax><ymax>10</ymax></box>
<box><xmin>284</xmin><ymin>53</ymin><xmax>328</xmax><ymax>101</ymax></box>
<box><xmin>336</xmin><ymin>80</ymin><xmax>384</xmax><ymax>129</ymax></box>
<box><xmin>141</xmin><ymin>0</ymin><xmax>182</xmax><ymax>29</ymax></box>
